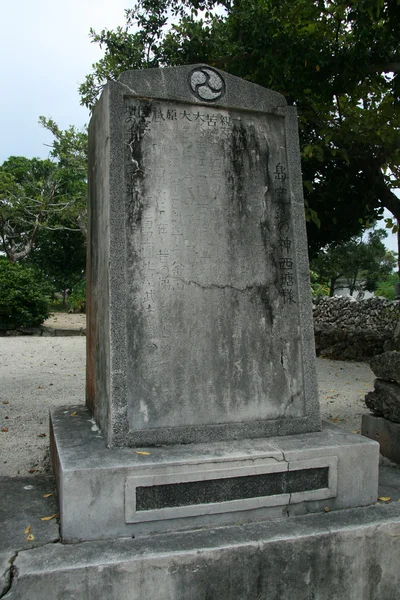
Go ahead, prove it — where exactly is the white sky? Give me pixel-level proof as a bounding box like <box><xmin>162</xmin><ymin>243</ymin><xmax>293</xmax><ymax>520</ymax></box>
<box><xmin>0</xmin><ymin>0</ymin><xmax>128</xmax><ymax>163</ymax></box>
<box><xmin>0</xmin><ymin>0</ymin><xmax>397</xmax><ymax>254</ymax></box>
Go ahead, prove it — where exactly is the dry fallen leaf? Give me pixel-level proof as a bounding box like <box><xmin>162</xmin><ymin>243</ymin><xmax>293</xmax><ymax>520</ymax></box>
<box><xmin>26</xmin><ymin>534</ymin><xmax>34</xmax><ymax>541</ymax></box>
<box><xmin>43</xmin><ymin>493</ymin><xmax>53</xmax><ymax>498</ymax></box>
<box><xmin>352</xmin><ymin>430</ymin><xmax>360</xmax><ymax>434</ymax></box>
<box><xmin>24</xmin><ymin>525</ymin><xmax>31</xmax><ymax>534</ymax></box>
<box><xmin>2</xmin><ymin>401</ymin><xmax>9</xmax><ymax>405</ymax></box>
<box><xmin>38</xmin><ymin>386</ymin><xmax>45</xmax><ymax>389</ymax></box>
<box><xmin>1</xmin><ymin>427</ymin><xmax>8</xmax><ymax>432</ymax></box>
<box><xmin>69</xmin><ymin>411</ymin><xmax>77</xmax><ymax>417</ymax></box>
<box><xmin>40</xmin><ymin>514</ymin><xmax>58</xmax><ymax>521</ymax></box>
<box><xmin>332</xmin><ymin>418</ymin><xmax>339</xmax><ymax>423</ymax></box>
<box><xmin>135</xmin><ymin>451</ymin><xmax>151</xmax><ymax>456</ymax></box>
<box><xmin>378</xmin><ymin>497</ymin><xmax>391</xmax><ymax>502</ymax></box>
<box><xmin>37</xmin><ymin>433</ymin><xmax>47</xmax><ymax>438</ymax></box>
<box><xmin>28</xmin><ymin>468</ymin><xmax>39</xmax><ymax>473</ymax></box>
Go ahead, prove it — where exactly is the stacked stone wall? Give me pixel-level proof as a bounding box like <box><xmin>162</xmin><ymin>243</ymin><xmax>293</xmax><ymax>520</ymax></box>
<box><xmin>313</xmin><ymin>296</ymin><xmax>400</xmax><ymax>360</ymax></box>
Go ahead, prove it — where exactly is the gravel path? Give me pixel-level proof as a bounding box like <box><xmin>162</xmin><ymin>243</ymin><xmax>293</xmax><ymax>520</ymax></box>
<box><xmin>0</xmin><ymin>337</ymin><xmax>375</xmax><ymax>477</ymax></box>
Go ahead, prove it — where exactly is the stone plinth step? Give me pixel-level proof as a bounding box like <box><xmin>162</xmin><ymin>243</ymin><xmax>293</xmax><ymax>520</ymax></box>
<box><xmin>51</xmin><ymin>406</ymin><xmax>379</xmax><ymax>542</ymax></box>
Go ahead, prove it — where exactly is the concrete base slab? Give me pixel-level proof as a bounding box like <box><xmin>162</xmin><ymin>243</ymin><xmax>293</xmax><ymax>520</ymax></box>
<box><xmin>51</xmin><ymin>406</ymin><xmax>379</xmax><ymax>542</ymax></box>
<box><xmin>0</xmin><ymin>476</ymin><xmax>59</xmax><ymax>596</ymax></box>
<box><xmin>4</xmin><ymin>504</ymin><xmax>400</xmax><ymax>599</ymax></box>
<box><xmin>362</xmin><ymin>414</ymin><xmax>400</xmax><ymax>464</ymax></box>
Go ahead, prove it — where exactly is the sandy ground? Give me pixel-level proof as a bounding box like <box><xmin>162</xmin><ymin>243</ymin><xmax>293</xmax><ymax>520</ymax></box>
<box><xmin>0</xmin><ymin>326</ymin><xmax>376</xmax><ymax>477</ymax></box>
<box><xmin>43</xmin><ymin>312</ymin><xmax>86</xmax><ymax>330</ymax></box>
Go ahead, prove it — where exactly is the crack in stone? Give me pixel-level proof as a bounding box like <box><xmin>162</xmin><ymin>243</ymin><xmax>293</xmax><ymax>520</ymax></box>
<box><xmin>0</xmin><ymin>551</ymin><xmax>18</xmax><ymax>599</ymax></box>
<box><xmin>161</xmin><ymin>273</ymin><xmax>258</xmax><ymax>293</ymax></box>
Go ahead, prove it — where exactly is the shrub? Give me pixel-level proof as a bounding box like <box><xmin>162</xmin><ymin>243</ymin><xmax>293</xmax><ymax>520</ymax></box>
<box><xmin>310</xmin><ymin>270</ymin><xmax>329</xmax><ymax>297</ymax></box>
<box><xmin>0</xmin><ymin>259</ymin><xmax>51</xmax><ymax>329</ymax></box>
<box><xmin>68</xmin><ymin>280</ymin><xmax>86</xmax><ymax>313</ymax></box>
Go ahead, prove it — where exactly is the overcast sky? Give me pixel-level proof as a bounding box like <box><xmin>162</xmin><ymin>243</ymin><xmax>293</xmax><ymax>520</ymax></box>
<box><xmin>0</xmin><ymin>0</ymin><xmax>128</xmax><ymax>163</ymax></box>
<box><xmin>1</xmin><ymin>0</ymin><xmax>397</xmax><ymax>253</ymax></box>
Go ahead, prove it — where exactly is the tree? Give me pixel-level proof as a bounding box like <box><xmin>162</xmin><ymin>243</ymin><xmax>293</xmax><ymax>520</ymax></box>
<box><xmin>39</xmin><ymin>118</ymin><xmax>88</xmax><ymax>238</ymax></box>
<box><xmin>0</xmin><ymin>258</ymin><xmax>51</xmax><ymax>329</ymax></box>
<box><xmin>0</xmin><ymin>122</ymin><xmax>88</xmax><ymax>262</ymax></box>
<box><xmin>79</xmin><ymin>0</ymin><xmax>400</xmax><ymax>260</ymax></box>
<box><xmin>27</xmin><ymin>228</ymin><xmax>86</xmax><ymax>305</ymax></box>
<box><xmin>0</xmin><ymin>156</ymin><xmax>69</xmax><ymax>262</ymax></box>
<box><xmin>311</xmin><ymin>229</ymin><xmax>397</xmax><ymax>297</ymax></box>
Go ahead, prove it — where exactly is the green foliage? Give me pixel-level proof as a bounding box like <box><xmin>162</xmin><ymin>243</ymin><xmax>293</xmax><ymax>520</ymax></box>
<box><xmin>79</xmin><ymin>0</ymin><xmax>400</xmax><ymax>257</ymax></box>
<box><xmin>0</xmin><ymin>121</ymin><xmax>88</xmax><ymax>263</ymax></box>
<box><xmin>38</xmin><ymin>117</ymin><xmax>88</xmax><ymax>234</ymax></box>
<box><xmin>310</xmin><ymin>270</ymin><xmax>329</xmax><ymax>297</ymax></box>
<box><xmin>27</xmin><ymin>228</ymin><xmax>86</xmax><ymax>301</ymax></box>
<box><xmin>0</xmin><ymin>258</ymin><xmax>51</xmax><ymax>329</ymax></box>
<box><xmin>311</xmin><ymin>229</ymin><xmax>397</xmax><ymax>296</ymax></box>
<box><xmin>68</xmin><ymin>280</ymin><xmax>86</xmax><ymax>313</ymax></box>
<box><xmin>374</xmin><ymin>273</ymin><xmax>399</xmax><ymax>299</ymax></box>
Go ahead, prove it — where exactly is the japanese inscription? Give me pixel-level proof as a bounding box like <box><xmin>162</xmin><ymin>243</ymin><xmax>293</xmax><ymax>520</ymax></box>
<box><xmin>273</xmin><ymin>162</ymin><xmax>297</xmax><ymax>305</ymax></box>
<box><xmin>123</xmin><ymin>97</ymin><xmax>305</xmax><ymax>430</ymax></box>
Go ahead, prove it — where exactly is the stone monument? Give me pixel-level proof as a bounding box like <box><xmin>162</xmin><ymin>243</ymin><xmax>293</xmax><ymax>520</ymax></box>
<box><xmin>51</xmin><ymin>65</ymin><xmax>379</xmax><ymax>543</ymax></box>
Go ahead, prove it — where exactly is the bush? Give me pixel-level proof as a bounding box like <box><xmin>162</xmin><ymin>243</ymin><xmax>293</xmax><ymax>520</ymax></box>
<box><xmin>0</xmin><ymin>259</ymin><xmax>51</xmax><ymax>329</ymax></box>
<box><xmin>68</xmin><ymin>280</ymin><xmax>86</xmax><ymax>313</ymax></box>
<box><xmin>375</xmin><ymin>274</ymin><xmax>399</xmax><ymax>300</ymax></box>
<box><xmin>310</xmin><ymin>270</ymin><xmax>329</xmax><ymax>297</ymax></box>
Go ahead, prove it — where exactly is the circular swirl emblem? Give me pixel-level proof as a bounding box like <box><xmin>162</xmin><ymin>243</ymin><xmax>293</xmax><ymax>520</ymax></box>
<box><xmin>189</xmin><ymin>67</ymin><xmax>226</xmax><ymax>102</ymax></box>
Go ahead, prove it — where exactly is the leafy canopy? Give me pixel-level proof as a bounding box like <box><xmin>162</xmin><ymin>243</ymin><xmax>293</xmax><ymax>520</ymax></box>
<box><xmin>311</xmin><ymin>228</ymin><xmax>397</xmax><ymax>297</ymax></box>
<box><xmin>79</xmin><ymin>0</ymin><xmax>400</xmax><ymax>258</ymax></box>
<box><xmin>0</xmin><ymin>121</ymin><xmax>88</xmax><ymax>262</ymax></box>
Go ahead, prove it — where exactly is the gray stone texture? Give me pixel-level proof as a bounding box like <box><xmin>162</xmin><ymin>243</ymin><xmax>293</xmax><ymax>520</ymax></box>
<box><xmin>362</xmin><ymin>414</ymin><xmax>400</xmax><ymax>464</ymax></box>
<box><xmin>370</xmin><ymin>351</ymin><xmax>400</xmax><ymax>385</ymax></box>
<box><xmin>5</xmin><ymin>504</ymin><xmax>400</xmax><ymax>600</ymax></box>
<box><xmin>0</xmin><ymin>476</ymin><xmax>59</xmax><ymax>596</ymax></box>
<box><xmin>51</xmin><ymin>406</ymin><xmax>378</xmax><ymax>542</ymax></box>
<box><xmin>365</xmin><ymin>379</ymin><xmax>400</xmax><ymax>423</ymax></box>
<box><xmin>384</xmin><ymin>318</ymin><xmax>400</xmax><ymax>351</ymax></box>
<box><xmin>87</xmin><ymin>64</ymin><xmax>320</xmax><ymax>447</ymax></box>
<box><xmin>313</xmin><ymin>296</ymin><xmax>399</xmax><ymax>360</ymax></box>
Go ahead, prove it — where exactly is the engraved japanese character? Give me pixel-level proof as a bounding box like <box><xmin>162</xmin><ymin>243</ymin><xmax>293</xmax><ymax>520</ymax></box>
<box><xmin>171</xmin><ymin>261</ymin><xmax>185</xmax><ymax>276</ymax></box>
<box><xmin>274</xmin><ymin>163</ymin><xmax>287</xmax><ymax>181</ymax></box>
<box><xmin>193</xmin><ymin>111</ymin><xmax>205</xmax><ymax>122</ymax></box>
<box><xmin>278</xmin><ymin>237</ymin><xmax>292</xmax><ymax>254</ymax></box>
<box><xmin>159</xmin><ymin>249</ymin><xmax>169</xmax><ymax>263</ymax></box>
<box><xmin>275</xmin><ymin>185</ymin><xmax>288</xmax><ymax>199</ymax></box>
<box><xmin>152</xmin><ymin>107</ymin><xmax>165</xmax><ymax>122</ymax></box>
<box><xmin>180</xmin><ymin>110</ymin><xmax>192</xmax><ymax>121</ymax></box>
<box><xmin>220</xmin><ymin>115</ymin><xmax>232</xmax><ymax>128</ymax></box>
<box><xmin>281</xmin><ymin>273</ymin><xmax>294</xmax><ymax>287</ymax></box>
<box><xmin>281</xmin><ymin>289</ymin><xmax>296</xmax><ymax>304</ymax></box>
<box><xmin>279</xmin><ymin>257</ymin><xmax>293</xmax><ymax>270</ymax></box>
<box><xmin>206</xmin><ymin>114</ymin><xmax>218</xmax><ymax>127</ymax></box>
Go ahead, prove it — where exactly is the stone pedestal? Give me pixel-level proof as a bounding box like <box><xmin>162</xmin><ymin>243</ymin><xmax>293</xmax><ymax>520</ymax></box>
<box><xmin>51</xmin><ymin>406</ymin><xmax>378</xmax><ymax>542</ymax></box>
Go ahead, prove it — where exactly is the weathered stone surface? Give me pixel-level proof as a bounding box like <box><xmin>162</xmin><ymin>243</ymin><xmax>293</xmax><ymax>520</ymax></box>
<box><xmin>384</xmin><ymin>318</ymin><xmax>400</xmax><ymax>351</ymax></box>
<box><xmin>362</xmin><ymin>413</ymin><xmax>400</xmax><ymax>465</ymax></box>
<box><xmin>365</xmin><ymin>379</ymin><xmax>400</xmax><ymax>422</ymax></box>
<box><xmin>370</xmin><ymin>351</ymin><xmax>400</xmax><ymax>384</ymax></box>
<box><xmin>314</xmin><ymin>326</ymin><xmax>392</xmax><ymax>361</ymax></box>
<box><xmin>51</xmin><ymin>406</ymin><xmax>378</xmax><ymax>542</ymax></box>
<box><xmin>0</xmin><ymin>475</ymin><xmax>59</xmax><ymax>596</ymax></box>
<box><xmin>87</xmin><ymin>65</ymin><xmax>320</xmax><ymax>447</ymax></box>
<box><xmin>313</xmin><ymin>297</ymin><xmax>399</xmax><ymax>360</ymax></box>
<box><xmin>5</xmin><ymin>504</ymin><xmax>400</xmax><ymax>600</ymax></box>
